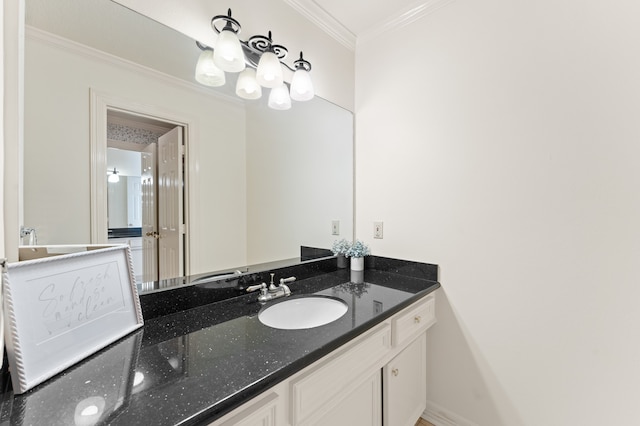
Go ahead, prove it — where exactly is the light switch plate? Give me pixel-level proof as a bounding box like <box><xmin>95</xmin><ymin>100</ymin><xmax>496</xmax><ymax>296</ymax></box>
<box><xmin>374</xmin><ymin>221</ymin><xmax>383</xmax><ymax>239</ymax></box>
<box><xmin>332</xmin><ymin>220</ymin><xmax>340</xmax><ymax>236</ymax></box>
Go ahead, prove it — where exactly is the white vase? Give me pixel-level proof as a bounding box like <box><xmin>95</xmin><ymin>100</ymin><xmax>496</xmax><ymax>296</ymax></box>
<box><xmin>350</xmin><ymin>256</ymin><xmax>364</xmax><ymax>271</ymax></box>
<box><xmin>350</xmin><ymin>270</ymin><xmax>364</xmax><ymax>284</ymax></box>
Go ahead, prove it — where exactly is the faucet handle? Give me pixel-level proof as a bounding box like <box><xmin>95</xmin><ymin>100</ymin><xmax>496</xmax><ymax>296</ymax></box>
<box><xmin>246</xmin><ymin>283</ymin><xmax>267</xmax><ymax>293</ymax></box>
<box><xmin>280</xmin><ymin>276</ymin><xmax>296</xmax><ymax>285</ymax></box>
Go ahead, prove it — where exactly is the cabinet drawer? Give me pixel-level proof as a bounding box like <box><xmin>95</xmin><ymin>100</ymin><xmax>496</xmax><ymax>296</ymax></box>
<box><xmin>392</xmin><ymin>295</ymin><xmax>435</xmax><ymax>347</ymax></box>
<box><xmin>290</xmin><ymin>323</ymin><xmax>390</xmax><ymax>425</ymax></box>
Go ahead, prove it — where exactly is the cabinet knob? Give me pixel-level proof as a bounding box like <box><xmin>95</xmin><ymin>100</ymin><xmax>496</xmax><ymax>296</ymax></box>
<box><xmin>392</xmin><ymin>368</ymin><xmax>399</xmax><ymax>377</ymax></box>
<box><xmin>414</xmin><ymin>315</ymin><xmax>421</xmax><ymax>323</ymax></box>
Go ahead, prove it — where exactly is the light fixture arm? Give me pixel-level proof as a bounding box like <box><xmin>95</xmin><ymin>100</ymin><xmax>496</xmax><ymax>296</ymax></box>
<box><xmin>292</xmin><ymin>51</ymin><xmax>312</xmax><ymax>72</ymax></box>
<box><xmin>211</xmin><ymin>8</ymin><xmax>241</xmax><ymax>35</ymax></box>
<box><xmin>196</xmin><ymin>12</ymin><xmax>311</xmax><ymax>73</ymax></box>
<box><xmin>195</xmin><ymin>40</ymin><xmax>211</xmax><ymax>51</ymax></box>
<box><xmin>247</xmin><ymin>31</ymin><xmax>288</xmax><ymax>59</ymax></box>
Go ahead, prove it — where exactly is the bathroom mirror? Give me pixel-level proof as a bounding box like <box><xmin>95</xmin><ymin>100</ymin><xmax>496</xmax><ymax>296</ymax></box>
<box><xmin>106</xmin><ymin>148</ymin><xmax>143</xmax><ymax>230</ymax></box>
<box><xmin>22</xmin><ymin>0</ymin><xmax>353</xmax><ymax>283</ymax></box>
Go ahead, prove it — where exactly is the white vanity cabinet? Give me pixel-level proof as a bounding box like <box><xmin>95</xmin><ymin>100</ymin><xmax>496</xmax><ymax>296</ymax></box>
<box><xmin>107</xmin><ymin>236</ymin><xmax>143</xmax><ymax>281</ymax></box>
<box><xmin>209</xmin><ymin>292</ymin><xmax>436</xmax><ymax>426</ymax></box>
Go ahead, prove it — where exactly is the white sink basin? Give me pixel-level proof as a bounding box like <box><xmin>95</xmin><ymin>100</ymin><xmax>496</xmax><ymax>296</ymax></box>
<box><xmin>258</xmin><ymin>296</ymin><xmax>348</xmax><ymax>330</ymax></box>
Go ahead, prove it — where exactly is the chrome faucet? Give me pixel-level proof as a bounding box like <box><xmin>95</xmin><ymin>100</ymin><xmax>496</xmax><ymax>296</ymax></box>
<box><xmin>246</xmin><ymin>273</ymin><xmax>296</xmax><ymax>303</ymax></box>
<box><xmin>20</xmin><ymin>226</ymin><xmax>38</xmax><ymax>245</ymax></box>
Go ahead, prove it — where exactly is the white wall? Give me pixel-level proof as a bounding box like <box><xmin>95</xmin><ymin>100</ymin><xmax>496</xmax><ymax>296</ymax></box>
<box><xmin>107</xmin><ymin>148</ymin><xmax>142</xmax><ymax>178</ymax></box>
<box><xmin>24</xmin><ymin>33</ymin><xmax>248</xmax><ymax>274</ymax></box>
<box><xmin>1</xmin><ymin>0</ymin><xmax>6</xmax><ymax>259</ymax></box>
<box><xmin>107</xmin><ymin>178</ymin><xmax>127</xmax><ymax>228</ymax></box>
<box><xmin>2</xmin><ymin>0</ymin><xmax>22</xmax><ymax>258</ymax></box>
<box><xmin>355</xmin><ymin>0</ymin><xmax>640</xmax><ymax>425</ymax></box>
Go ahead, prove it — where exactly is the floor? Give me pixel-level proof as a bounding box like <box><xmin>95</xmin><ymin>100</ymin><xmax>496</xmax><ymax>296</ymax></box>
<box><xmin>415</xmin><ymin>418</ymin><xmax>436</xmax><ymax>426</ymax></box>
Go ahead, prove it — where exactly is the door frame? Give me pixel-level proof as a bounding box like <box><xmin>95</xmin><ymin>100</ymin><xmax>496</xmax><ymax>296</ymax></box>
<box><xmin>90</xmin><ymin>89</ymin><xmax>197</xmax><ymax>276</ymax></box>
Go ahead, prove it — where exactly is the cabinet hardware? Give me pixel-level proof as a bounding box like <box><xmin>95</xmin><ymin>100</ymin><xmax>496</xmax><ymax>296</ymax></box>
<box><xmin>414</xmin><ymin>315</ymin><xmax>421</xmax><ymax>323</ymax></box>
<box><xmin>392</xmin><ymin>368</ymin><xmax>399</xmax><ymax>376</ymax></box>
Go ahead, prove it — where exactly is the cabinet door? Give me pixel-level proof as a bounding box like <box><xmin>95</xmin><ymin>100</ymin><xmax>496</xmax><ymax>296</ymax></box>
<box><xmin>290</xmin><ymin>323</ymin><xmax>390</xmax><ymax>425</ymax></box>
<box><xmin>310</xmin><ymin>371</ymin><xmax>381</xmax><ymax>426</ymax></box>
<box><xmin>383</xmin><ymin>333</ymin><xmax>427</xmax><ymax>426</ymax></box>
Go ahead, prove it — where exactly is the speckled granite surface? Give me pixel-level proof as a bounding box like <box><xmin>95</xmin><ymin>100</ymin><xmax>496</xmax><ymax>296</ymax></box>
<box><xmin>0</xmin><ymin>256</ymin><xmax>439</xmax><ymax>425</ymax></box>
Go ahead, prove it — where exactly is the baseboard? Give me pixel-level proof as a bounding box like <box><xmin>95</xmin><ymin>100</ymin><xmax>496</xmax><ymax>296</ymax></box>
<box><xmin>422</xmin><ymin>400</ymin><xmax>479</xmax><ymax>426</ymax></box>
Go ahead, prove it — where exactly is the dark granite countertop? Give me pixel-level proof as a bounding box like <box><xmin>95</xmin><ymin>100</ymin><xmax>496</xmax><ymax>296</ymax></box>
<box><xmin>107</xmin><ymin>227</ymin><xmax>142</xmax><ymax>239</ymax></box>
<box><xmin>0</xmin><ymin>256</ymin><xmax>439</xmax><ymax>425</ymax></box>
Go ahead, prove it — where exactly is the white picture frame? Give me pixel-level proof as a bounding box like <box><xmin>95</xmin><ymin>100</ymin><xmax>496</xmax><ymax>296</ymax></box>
<box><xmin>2</xmin><ymin>245</ymin><xmax>144</xmax><ymax>394</ymax></box>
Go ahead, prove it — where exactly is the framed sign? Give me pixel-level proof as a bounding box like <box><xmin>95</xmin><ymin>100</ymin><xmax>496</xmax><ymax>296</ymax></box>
<box><xmin>2</xmin><ymin>245</ymin><xmax>144</xmax><ymax>394</ymax></box>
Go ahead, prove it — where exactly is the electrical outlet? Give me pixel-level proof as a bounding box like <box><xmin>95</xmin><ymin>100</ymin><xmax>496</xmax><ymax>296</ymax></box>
<box><xmin>374</xmin><ymin>221</ymin><xmax>383</xmax><ymax>239</ymax></box>
<box><xmin>332</xmin><ymin>220</ymin><xmax>340</xmax><ymax>236</ymax></box>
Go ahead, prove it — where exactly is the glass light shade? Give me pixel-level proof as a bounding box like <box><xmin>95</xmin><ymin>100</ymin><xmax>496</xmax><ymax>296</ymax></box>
<box><xmin>256</xmin><ymin>51</ymin><xmax>284</xmax><ymax>88</ymax></box>
<box><xmin>290</xmin><ymin>69</ymin><xmax>315</xmax><ymax>101</ymax></box>
<box><xmin>268</xmin><ymin>84</ymin><xmax>291</xmax><ymax>110</ymax></box>
<box><xmin>235</xmin><ymin>68</ymin><xmax>262</xmax><ymax>100</ymax></box>
<box><xmin>195</xmin><ymin>49</ymin><xmax>225</xmax><ymax>87</ymax></box>
<box><xmin>108</xmin><ymin>169</ymin><xmax>120</xmax><ymax>183</ymax></box>
<box><xmin>213</xmin><ymin>30</ymin><xmax>246</xmax><ymax>73</ymax></box>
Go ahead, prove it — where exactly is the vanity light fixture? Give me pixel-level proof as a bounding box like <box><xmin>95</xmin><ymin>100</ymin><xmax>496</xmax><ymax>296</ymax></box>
<box><xmin>290</xmin><ymin>52</ymin><xmax>314</xmax><ymax>101</ymax></box>
<box><xmin>268</xmin><ymin>83</ymin><xmax>292</xmax><ymax>110</ymax></box>
<box><xmin>211</xmin><ymin>10</ymin><xmax>245</xmax><ymax>73</ymax></box>
<box><xmin>194</xmin><ymin>47</ymin><xmax>225</xmax><ymax>87</ymax></box>
<box><xmin>133</xmin><ymin>371</ymin><xmax>145</xmax><ymax>387</ymax></box>
<box><xmin>195</xmin><ymin>8</ymin><xmax>314</xmax><ymax>110</ymax></box>
<box><xmin>254</xmin><ymin>31</ymin><xmax>285</xmax><ymax>89</ymax></box>
<box><xmin>107</xmin><ymin>168</ymin><xmax>120</xmax><ymax>183</ymax></box>
<box><xmin>235</xmin><ymin>68</ymin><xmax>262</xmax><ymax>99</ymax></box>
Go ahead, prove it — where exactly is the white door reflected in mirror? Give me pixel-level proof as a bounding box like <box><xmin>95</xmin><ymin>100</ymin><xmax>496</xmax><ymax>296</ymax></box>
<box><xmin>106</xmin><ymin>112</ymin><xmax>184</xmax><ymax>283</ymax></box>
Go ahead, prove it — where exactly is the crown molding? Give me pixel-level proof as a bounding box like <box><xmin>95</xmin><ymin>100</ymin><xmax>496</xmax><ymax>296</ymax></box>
<box><xmin>283</xmin><ymin>0</ymin><xmax>356</xmax><ymax>51</ymax></box>
<box><xmin>25</xmin><ymin>26</ymin><xmax>243</xmax><ymax>107</ymax></box>
<box><xmin>283</xmin><ymin>0</ymin><xmax>454</xmax><ymax>49</ymax></box>
<box><xmin>358</xmin><ymin>0</ymin><xmax>455</xmax><ymax>45</ymax></box>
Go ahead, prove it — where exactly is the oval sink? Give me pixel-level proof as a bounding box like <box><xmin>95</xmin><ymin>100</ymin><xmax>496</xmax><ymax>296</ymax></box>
<box><xmin>191</xmin><ymin>272</ymin><xmax>240</xmax><ymax>287</ymax></box>
<box><xmin>258</xmin><ymin>296</ymin><xmax>348</xmax><ymax>330</ymax></box>
<box><xmin>191</xmin><ymin>273</ymin><xmax>236</xmax><ymax>283</ymax></box>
